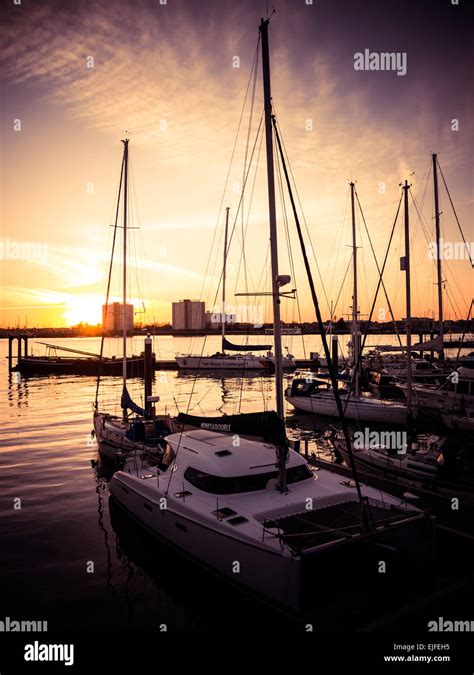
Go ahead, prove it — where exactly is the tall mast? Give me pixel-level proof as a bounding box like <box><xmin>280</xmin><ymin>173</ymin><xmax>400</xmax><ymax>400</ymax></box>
<box><xmin>432</xmin><ymin>153</ymin><xmax>444</xmax><ymax>360</ymax></box>
<box><xmin>122</xmin><ymin>138</ymin><xmax>129</xmax><ymax>415</ymax></box>
<box><xmin>402</xmin><ymin>180</ymin><xmax>412</xmax><ymax>414</ymax></box>
<box><xmin>350</xmin><ymin>181</ymin><xmax>359</xmax><ymax>396</ymax></box>
<box><xmin>221</xmin><ymin>207</ymin><xmax>230</xmax><ymax>351</ymax></box>
<box><xmin>259</xmin><ymin>17</ymin><xmax>286</xmax><ymax>492</ymax></box>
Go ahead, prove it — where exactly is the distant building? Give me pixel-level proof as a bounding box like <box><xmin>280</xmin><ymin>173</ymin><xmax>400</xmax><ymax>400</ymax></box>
<box><xmin>172</xmin><ymin>299</ymin><xmax>206</xmax><ymax>330</ymax></box>
<box><xmin>102</xmin><ymin>303</ymin><xmax>134</xmax><ymax>333</ymax></box>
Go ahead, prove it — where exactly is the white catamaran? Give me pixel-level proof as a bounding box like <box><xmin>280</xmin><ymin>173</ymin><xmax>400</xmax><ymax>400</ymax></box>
<box><xmin>108</xmin><ymin>18</ymin><xmax>435</xmax><ymax>612</ymax></box>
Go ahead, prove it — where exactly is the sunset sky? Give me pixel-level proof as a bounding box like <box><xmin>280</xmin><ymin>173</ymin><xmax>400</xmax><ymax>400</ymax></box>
<box><xmin>1</xmin><ymin>0</ymin><xmax>472</xmax><ymax>328</ymax></box>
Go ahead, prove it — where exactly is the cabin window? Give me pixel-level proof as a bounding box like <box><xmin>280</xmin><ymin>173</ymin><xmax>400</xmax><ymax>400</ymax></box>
<box><xmin>184</xmin><ymin>464</ymin><xmax>313</xmax><ymax>495</ymax></box>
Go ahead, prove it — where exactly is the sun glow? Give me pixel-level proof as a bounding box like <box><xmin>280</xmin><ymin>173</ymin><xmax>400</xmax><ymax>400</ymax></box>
<box><xmin>62</xmin><ymin>295</ymin><xmax>104</xmax><ymax>326</ymax></box>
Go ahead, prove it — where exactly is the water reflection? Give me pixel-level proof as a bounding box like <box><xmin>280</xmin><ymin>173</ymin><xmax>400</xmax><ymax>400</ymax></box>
<box><xmin>7</xmin><ymin>371</ymin><xmax>29</xmax><ymax>407</ymax></box>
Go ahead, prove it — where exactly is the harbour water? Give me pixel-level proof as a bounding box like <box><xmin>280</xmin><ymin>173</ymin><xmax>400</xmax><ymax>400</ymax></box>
<box><xmin>1</xmin><ymin>336</ymin><xmax>473</xmax><ymax>632</ymax></box>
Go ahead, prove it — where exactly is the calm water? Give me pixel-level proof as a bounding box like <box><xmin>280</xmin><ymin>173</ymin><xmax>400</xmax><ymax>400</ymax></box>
<box><xmin>1</xmin><ymin>336</ymin><xmax>472</xmax><ymax>632</ymax></box>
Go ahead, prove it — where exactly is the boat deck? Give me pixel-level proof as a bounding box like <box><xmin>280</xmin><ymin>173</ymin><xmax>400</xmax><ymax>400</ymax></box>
<box><xmin>265</xmin><ymin>498</ymin><xmax>413</xmax><ymax>553</ymax></box>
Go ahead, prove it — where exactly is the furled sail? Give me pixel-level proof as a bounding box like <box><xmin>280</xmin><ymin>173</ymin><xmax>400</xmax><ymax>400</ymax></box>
<box><xmin>222</xmin><ymin>337</ymin><xmax>271</xmax><ymax>352</ymax></box>
<box><xmin>411</xmin><ymin>335</ymin><xmax>443</xmax><ymax>351</ymax></box>
<box><xmin>176</xmin><ymin>410</ymin><xmax>287</xmax><ymax>446</ymax></box>
<box><xmin>121</xmin><ymin>385</ymin><xmax>147</xmax><ymax>417</ymax></box>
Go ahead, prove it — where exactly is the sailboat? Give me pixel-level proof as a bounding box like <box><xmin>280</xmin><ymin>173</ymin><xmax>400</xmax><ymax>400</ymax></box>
<box><xmin>93</xmin><ymin>139</ymin><xmax>178</xmax><ymax>460</ymax></box>
<box><xmin>285</xmin><ymin>181</ymin><xmax>411</xmax><ymax>425</ymax></box>
<box><xmin>175</xmin><ymin>207</ymin><xmax>295</xmax><ymax>371</ymax></box>
<box><xmin>108</xmin><ymin>18</ymin><xmax>435</xmax><ymax>612</ymax></box>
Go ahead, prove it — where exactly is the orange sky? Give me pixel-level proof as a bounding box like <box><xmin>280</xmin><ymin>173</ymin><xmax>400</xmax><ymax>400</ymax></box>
<box><xmin>1</xmin><ymin>0</ymin><xmax>472</xmax><ymax>328</ymax></box>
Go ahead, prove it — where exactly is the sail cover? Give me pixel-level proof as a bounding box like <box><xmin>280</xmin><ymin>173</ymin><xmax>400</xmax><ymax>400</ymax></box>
<box><xmin>411</xmin><ymin>335</ymin><xmax>443</xmax><ymax>351</ymax></box>
<box><xmin>176</xmin><ymin>410</ymin><xmax>287</xmax><ymax>446</ymax></box>
<box><xmin>222</xmin><ymin>337</ymin><xmax>271</xmax><ymax>352</ymax></box>
<box><xmin>121</xmin><ymin>385</ymin><xmax>147</xmax><ymax>417</ymax></box>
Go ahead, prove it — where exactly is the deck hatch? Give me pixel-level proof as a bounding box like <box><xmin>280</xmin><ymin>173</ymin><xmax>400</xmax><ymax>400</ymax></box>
<box><xmin>228</xmin><ymin>516</ymin><xmax>249</xmax><ymax>526</ymax></box>
<box><xmin>212</xmin><ymin>507</ymin><xmax>237</xmax><ymax>520</ymax></box>
<box><xmin>215</xmin><ymin>449</ymin><xmax>232</xmax><ymax>457</ymax></box>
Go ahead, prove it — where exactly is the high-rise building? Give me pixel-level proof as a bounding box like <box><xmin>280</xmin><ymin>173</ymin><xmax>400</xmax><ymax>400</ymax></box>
<box><xmin>172</xmin><ymin>299</ymin><xmax>206</xmax><ymax>330</ymax></box>
<box><xmin>102</xmin><ymin>303</ymin><xmax>134</xmax><ymax>333</ymax></box>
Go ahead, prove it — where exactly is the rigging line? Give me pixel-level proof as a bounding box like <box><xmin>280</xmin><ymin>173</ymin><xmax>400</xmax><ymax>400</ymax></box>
<box><xmin>328</xmin><ymin>191</ymin><xmax>350</xmax><ymax>311</ymax></box>
<box><xmin>236</xmin><ymin>243</ymin><xmax>271</xmax><ymax>414</ymax></box>
<box><xmin>444</xmin><ymin>282</ymin><xmax>464</xmax><ymax>321</ymax></box>
<box><xmin>275</xmin><ymin>129</ymin><xmax>300</xmax><ymax>349</ymax></box>
<box><xmin>456</xmin><ymin>299</ymin><xmax>473</xmax><ymax>360</ymax></box>
<box><xmin>355</xmin><ymin>190</ymin><xmax>403</xmax><ymax>350</ymax></box>
<box><xmin>274</xmin><ymin>128</ymin><xmax>298</xmax><ymax>320</ymax></box>
<box><xmin>272</xmin><ymin>111</ymin><xmax>332</xmax><ymax>315</ymax></box>
<box><xmin>272</xmin><ymin>114</ymin><xmax>369</xmax><ymax>509</ymax></box>
<box><xmin>411</xmin><ymin>191</ymin><xmax>468</xmax><ymax>312</ymax></box>
<box><xmin>338</xmin><ymin>193</ymin><xmax>405</xmax><ymax>409</ymax></box>
<box><xmin>94</xmin><ymin>151</ymin><xmax>125</xmax><ymax>409</ymax></box>
<box><xmin>241</xmin><ymin>39</ymin><xmax>260</xmax><ymax>296</ymax></box>
<box><xmin>331</xmin><ymin>257</ymin><xmax>352</xmax><ymax>320</ymax></box>
<box><xmin>437</xmin><ymin>159</ymin><xmax>473</xmax><ymax>267</ymax></box>
<box><xmin>274</xmin><ymin>127</ymin><xmax>307</xmax><ymax>358</ymax></box>
<box><xmin>178</xmin><ymin>116</ymin><xmax>265</xmax><ymax>431</ymax></box>
<box><xmin>234</xmin><ymin>111</ymin><xmax>265</xmax><ymax>296</ymax></box>
<box><xmin>412</xmin><ymin>156</ymin><xmax>431</xmax><ymax>221</ymax></box>
<box><xmin>192</xmin><ymin>36</ymin><xmax>262</xmax><ymax>339</ymax></box>
<box><xmin>184</xmin><ymin>112</ymin><xmax>264</xmax><ymax>369</ymax></box>
<box><xmin>408</xmin><ymin>191</ymin><xmax>437</xmax><ymax>319</ymax></box>
<box><xmin>358</xmin><ymin>193</ymin><xmax>403</xmax><ymax>358</ymax></box>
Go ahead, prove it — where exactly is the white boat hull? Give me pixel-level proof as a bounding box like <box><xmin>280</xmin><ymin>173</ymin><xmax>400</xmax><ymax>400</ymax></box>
<box><xmin>109</xmin><ymin>473</ymin><xmax>301</xmax><ymax>609</ymax></box>
<box><xmin>441</xmin><ymin>413</ymin><xmax>474</xmax><ymax>432</ymax></box>
<box><xmin>286</xmin><ymin>393</ymin><xmax>409</xmax><ymax>425</ymax></box>
<box><xmin>93</xmin><ymin>412</ymin><xmax>172</xmax><ymax>460</ymax></box>
<box><xmin>107</xmin><ymin>429</ymin><xmax>435</xmax><ymax>611</ymax></box>
<box><xmin>176</xmin><ymin>355</ymin><xmax>295</xmax><ymax>370</ymax></box>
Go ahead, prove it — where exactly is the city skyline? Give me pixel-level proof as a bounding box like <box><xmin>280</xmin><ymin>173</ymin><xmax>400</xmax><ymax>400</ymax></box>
<box><xmin>1</xmin><ymin>0</ymin><xmax>472</xmax><ymax>328</ymax></box>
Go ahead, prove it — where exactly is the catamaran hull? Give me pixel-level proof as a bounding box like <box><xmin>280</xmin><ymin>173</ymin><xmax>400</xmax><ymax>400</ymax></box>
<box><xmin>286</xmin><ymin>395</ymin><xmax>408</xmax><ymax>425</ymax></box>
<box><xmin>109</xmin><ymin>473</ymin><xmax>302</xmax><ymax>610</ymax></box>
<box><xmin>109</xmin><ymin>470</ymin><xmax>434</xmax><ymax>611</ymax></box>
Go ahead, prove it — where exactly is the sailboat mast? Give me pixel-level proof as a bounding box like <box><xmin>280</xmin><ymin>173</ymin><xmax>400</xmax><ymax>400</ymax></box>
<box><xmin>122</xmin><ymin>138</ymin><xmax>129</xmax><ymax>412</ymax></box>
<box><xmin>221</xmin><ymin>206</ymin><xmax>230</xmax><ymax>351</ymax></box>
<box><xmin>350</xmin><ymin>182</ymin><xmax>359</xmax><ymax>396</ymax></box>
<box><xmin>402</xmin><ymin>180</ymin><xmax>413</xmax><ymax>413</ymax></box>
<box><xmin>259</xmin><ymin>18</ymin><xmax>286</xmax><ymax>492</ymax></box>
<box><xmin>432</xmin><ymin>153</ymin><xmax>444</xmax><ymax>360</ymax></box>
<box><xmin>260</xmin><ymin>19</ymin><xmax>284</xmax><ymax>419</ymax></box>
